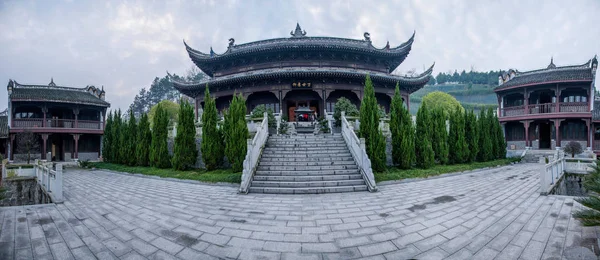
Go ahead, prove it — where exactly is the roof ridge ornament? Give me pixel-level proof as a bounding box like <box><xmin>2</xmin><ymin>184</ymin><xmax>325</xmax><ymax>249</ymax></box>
<box><xmin>210</xmin><ymin>47</ymin><xmax>215</xmax><ymax>58</ymax></box>
<box><xmin>364</xmin><ymin>32</ymin><xmax>371</xmax><ymax>42</ymax></box>
<box><xmin>49</xmin><ymin>78</ymin><xmax>56</xmax><ymax>86</ymax></box>
<box><xmin>228</xmin><ymin>38</ymin><xmax>235</xmax><ymax>49</ymax></box>
<box><xmin>547</xmin><ymin>57</ymin><xmax>556</xmax><ymax>69</ymax></box>
<box><xmin>290</xmin><ymin>23</ymin><xmax>307</xmax><ymax>38</ymax></box>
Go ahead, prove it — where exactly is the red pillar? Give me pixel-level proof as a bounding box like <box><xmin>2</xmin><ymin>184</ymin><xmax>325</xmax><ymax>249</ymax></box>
<box><xmin>586</xmin><ymin>119</ymin><xmax>591</xmax><ymax>148</ymax></box>
<box><xmin>42</xmin><ymin>107</ymin><xmax>47</xmax><ymax>127</ymax></box>
<box><xmin>73</xmin><ymin>134</ymin><xmax>80</xmax><ymax>159</ymax></box>
<box><xmin>555</xmin><ymin>84</ymin><xmax>560</xmax><ymax>113</ymax></box>
<box><xmin>524</xmin><ymin>121</ymin><xmax>530</xmax><ymax>148</ymax></box>
<box><xmin>554</xmin><ymin>120</ymin><xmax>561</xmax><ymax>148</ymax></box>
<box><xmin>41</xmin><ymin>134</ymin><xmax>49</xmax><ymax>160</ymax></box>
<box><xmin>74</xmin><ymin>108</ymin><xmax>79</xmax><ymax>129</ymax></box>
<box><xmin>524</xmin><ymin>89</ymin><xmax>528</xmax><ymax>115</ymax></box>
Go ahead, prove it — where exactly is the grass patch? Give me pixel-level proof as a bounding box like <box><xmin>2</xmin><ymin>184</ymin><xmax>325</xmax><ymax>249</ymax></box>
<box><xmin>375</xmin><ymin>159</ymin><xmax>514</xmax><ymax>182</ymax></box>
<box><xmin>90</xmin><ymin>162</ymin><xmax>241</xmax><ymax>184</ymax></box>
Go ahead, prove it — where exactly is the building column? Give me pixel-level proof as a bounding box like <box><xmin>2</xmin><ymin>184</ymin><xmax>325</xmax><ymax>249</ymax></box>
<box><xmin>523</xmin><ymin>121</ymin><xmax>530</xmax><ymax>148</ymax></box>
<box><xmin>554</xmin><ymin>119</ymin><xmax>561</xmax><ymax>148</ymax></box>
<box><xmin>73</xmin><ymin>108</ymin><xmax>79</xmax><ymax>129</ymax></box>
<box><xmin>41</xmin><ymin>134</ymin><xmax>49</xmax><ymax>160</ymax></box>
<box><xmin>555</xmin><ymin>84</ymin><xmax>560</xmax><ymax>113</ymax></box>
<box><xmin>102</xmin><ymin>109</ymin><xmax>106</xmax><ymax>130</ymax></box>
<box><xmin>42</xmin><ymin>106</ymin><xmax>48</xmax><ymax>127</ymax></box>
<box><xmin>72</xmin><ymin>134</ymin><xmax>80</xmax><ymax>160</ymax></box>
<box><xmin>9</xmin><ymin>134</ymin><xmax>15</xmax><ymax>160</ymax></box>
<box><xmin>523</xmin><ymin>88</ymin><xmax>529</xmax><ymax>115</ymax></box>
<box><xmin>322</xmin><ymin>89</ymin><xmax>327</xmax><ymax>117</ymax></box>
<box><xmin>586</xmin><ymin>119</ymin><xmax>591</xmax><ymax>149</ymax></box>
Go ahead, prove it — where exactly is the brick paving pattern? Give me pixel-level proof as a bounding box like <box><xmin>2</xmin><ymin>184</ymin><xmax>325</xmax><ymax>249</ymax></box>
<box><xmin>0</xmin><ymin>163</ymin><xmax>598</xmax><ymax>259</ymax></box>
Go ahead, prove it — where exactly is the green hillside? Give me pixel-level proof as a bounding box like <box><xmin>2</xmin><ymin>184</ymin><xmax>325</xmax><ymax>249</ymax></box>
<box><xmin>409</xmin><ymin>84</ymin><xmax>498</xmax><ymax>114</ymax></box>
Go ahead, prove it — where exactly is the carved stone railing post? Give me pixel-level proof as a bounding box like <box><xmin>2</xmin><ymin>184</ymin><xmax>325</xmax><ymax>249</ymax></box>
<box><xmin>240</xmin><ymin>112</ymin><xmax>269</xmax><ymax>194</ymax></box>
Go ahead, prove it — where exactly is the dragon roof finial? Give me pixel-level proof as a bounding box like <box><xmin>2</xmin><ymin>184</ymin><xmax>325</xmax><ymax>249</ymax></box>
<box><xmin>290</xmin><ymin>23</ymin><xmax>307</xmax><ymax>37</ymax></box>
<box><xmin>228</xmin><ymin>38</ymin><xmax>235</xmax><ymax>48</ymax></box>
<box><xmin>364</xmin><ymin>32</ymin><xmax>371</xmax><ymax>42</ymax></box>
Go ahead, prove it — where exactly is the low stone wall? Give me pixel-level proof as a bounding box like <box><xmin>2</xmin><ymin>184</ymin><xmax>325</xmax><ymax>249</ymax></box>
<box><xmin>78</xmin><ymin>152</ymin><xmax>99</xmax><ymax>162</ymax></box>
<box><xmin>0</xmin><ymin>177</ymin><xmax>51</xmax><ymax>206</ymax></box>
<box><xmin>507</xmin><ymin>141</ymin><xmax>526</xmax><ymax>150</ymax></box>
<box><xmin>13</xmin><ymin>153</ymin><xmax>42</xmax><ymax>163</ymax></box>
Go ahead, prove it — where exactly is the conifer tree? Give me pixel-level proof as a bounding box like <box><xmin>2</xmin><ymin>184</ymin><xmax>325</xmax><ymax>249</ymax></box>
<box><xmin>150</xmin><ymin>104</ymin><xmax>171</xmax><ymax>168</ymax></box>
<box><xmin>359</xmin><ymin>75</ymin><xmax>386</xmax><ymax>172</ymax></box>
<box><xmin>136</xmin><ymin>113</ymin><xmax>151</xmax><ymax>166</ymax></box>
<box><xmin>431</xmin><ymin>108</ymin><xmax>449</xmax><ymax>164</ymax></box>
<box><xmin>111</xmin><ymin>110</ymin><xmax>122</xmax><ymax>163</ymax></box>
<box><xmin>478</xmin><ymin>109</ymin><xmax>493</xmax><ymax>161</ymax></box>
<box><xmin>126</xmin><ymin>110</ymin><xmax>137</xmax><ymax>166</ymax></box>
<box><xmin>118</xmin><ymin>112</ymin><xmax>129</xmax><ymax>165</ymax></box>
<box><xmin>102</xmin><ymin>111</ymin><xmax>113</xmax><ymax>162</ymax></box>
<box><xmin>201</xmin><ymin>87</ymin><xmax>224</xmax><ymax>170</ymax></box>
<box><xmin>464</xmin><ymin>110</ymin><xmax>479</xmax><ymax>162</ymax></box>
<box><xmin>415</xmin><ymin>102</ymin><xmax>435</xmax><ymax>168</ymax></box>
<box><xmin>390</xmin><ymin>84</ymin><xmax>403</xmax><ymax>166</ymax></box>
<box><xmin>491</xmin><ymin>109</ymin><xmax>506</xmax><ymax>159</ymax></box>
<box><xmin>224</xmin><ymin>93</ymin><xmax>248</xmax><ymax>172</ymax></box>
<box><xmin>399</xmin><ymin>104</ymin><xmax>415</xmax><ymax>169</ymax></box>
<box><xmin>448</xmin><ymin>106</ymin><xmax>468</xmax><ymax>164</ymax></box>
<box><xmin>172</xmin><ymin>100</ymin><xmax>198</xmax><ymax>170</ymax></box>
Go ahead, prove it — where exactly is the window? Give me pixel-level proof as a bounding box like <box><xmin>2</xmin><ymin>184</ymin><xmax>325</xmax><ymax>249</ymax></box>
<box><xmin>506</xmin><ymin>125</ymin><xmax>525</xmax><ymax>141</ymax></box>
<box><xmin>562</xmin><ymin>122</ymin><xmax>586</xmax><ymax>140</ymax></box>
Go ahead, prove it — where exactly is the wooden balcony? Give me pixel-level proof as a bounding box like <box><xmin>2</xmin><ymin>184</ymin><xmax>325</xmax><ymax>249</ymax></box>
<box><xmin>12</xmin><ymin>118</ymin><xmax>103</xmax><ymax>132</ymax></box>
<box><xmin>500</xmin><ymin>102</ymin><xmax>589</xmax><ymax>118</ymax></box>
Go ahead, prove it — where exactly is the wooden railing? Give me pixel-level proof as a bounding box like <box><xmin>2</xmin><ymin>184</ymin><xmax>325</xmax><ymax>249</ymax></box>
<box><xmin>34</xmin><ymin>160</ymin><xmax>63</xmax><ymax>202</ymax></box>
<box><xmin>593</xmin><ymin>140</ymin><xmax>600</xmax><ymax>151</ymax></box>
<box><xmin>501</xmin><ymin>102</ymin><xmax>589</xmax><ymax>117</ymax></box>
<box><xmin>528</xmin><ymin>103</ymin><xmax>555</xmax><ymax>114</ymax></box>
<box><xmin>501</xmin><ymin>106</ymin><xmax>525</xmax><ymax>117</ymax></box>
<box><xmin>560</xmin><ymin>102</ymin><xmax>588</xmax><ymax>113</ymax></box>
<box><xmin>239</xmin><ymin>112</ymin><xmax>269</xmax><ymax>194</ymax></box>
<box><xmin>341</xmin><ymin>111</ymin><xmax>377</xmax><ymax>192</ymax></box>
<box><xmin>12</xmin><ymin>119</ymin><xmax>102</xmax><ymax>129</ymax></box>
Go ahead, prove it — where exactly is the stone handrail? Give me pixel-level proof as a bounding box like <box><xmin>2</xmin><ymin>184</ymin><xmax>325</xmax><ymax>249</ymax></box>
<box><xmin>564</xmin><ymin>158</ymin><xmax>596</xmax><ymax>174</ymax></box>
<box><xmin>324</xmin><ymin>109</ymin><xmax>333</xmax><ymax>135</ymax></box>
<box><xmin>340</xmin><ymin>112</ymin><xmax>377</xmax><ymax>192</ymax></box>
<box><xmin>239</xmin><ymin>112</ymin><xmax>269</xmax><ymax>194</ymax></box>
<box><xmin>34</xmin><ymin>160</ymin><xmax>63</xmax><ymax>202</ymax></box>
<box><xmin>540</xmin><ymin>156</ymin><xmax>565</xmax><ymax>195</ymax></box>
<box><xmin>276</xmin><ymin>110</ymin><xmax>282</xmax><ymax>135</ymax></box>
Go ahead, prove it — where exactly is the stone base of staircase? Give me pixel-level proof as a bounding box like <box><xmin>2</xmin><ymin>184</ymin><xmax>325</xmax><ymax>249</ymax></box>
<box><xmin>249</xmin><ymin>134</ymin><xmax>368</xmax><ymax>194</ymax></box>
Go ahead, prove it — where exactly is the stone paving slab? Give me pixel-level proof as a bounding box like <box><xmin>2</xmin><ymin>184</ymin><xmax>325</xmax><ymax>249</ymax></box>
<box><xmin>0</xmin><ymin>163</ymin><xmax>598</xmax><ymax>259</ymax></box>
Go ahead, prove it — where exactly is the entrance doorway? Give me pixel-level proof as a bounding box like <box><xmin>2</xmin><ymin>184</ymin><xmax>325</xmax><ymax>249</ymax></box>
<box><xmin>50</xmin><ymin>134</ymin><xmax>65</xmax><ymax>161</ymax></box>
<box><xmin>283</xmin><ymin>90</ymin><xmax>322</xmax><ymax>122</ymax></box>
<box><xmin>539</xmin><ymin>122</ymin><xmax>552</xmax><ymax>149</ymax></box>
<box><xmin>287</xmin><ymin>100</ymin><xmax>318</xmax><ymax>122</ymax></box>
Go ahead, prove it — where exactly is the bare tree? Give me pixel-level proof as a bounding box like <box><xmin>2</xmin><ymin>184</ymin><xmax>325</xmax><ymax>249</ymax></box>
<box><xmin>16</xmin><ymin>131</ymin><xmax>40</xmax><ymax>164</ymax></box>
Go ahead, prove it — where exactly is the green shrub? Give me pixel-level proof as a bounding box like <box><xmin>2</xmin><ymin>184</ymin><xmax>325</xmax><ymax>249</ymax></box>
<box><xmin>172</xmin><ymin>100</ymin><xmax>198</xmax><ymax>170</ymax></box>
<box><xmin>415</xmin><ymin>102</ymin><xmax>435</xmax><ymax>169</ymax></box>
<box><xmin>359</xmin><ymin>75</ymin><xmax>386</xmax><ymax>172</ymax></box>
<box><xmin>251</xmin><ymin>105</ymin><xmax>276</xmax><ymax>129</ymax></box>
<box><xmin>318</xmin><ymin>116</ymin><xmax>330</xmax><ymax>133</ymax></box>
<box><xmin>201</xmin><ymin>87</ymin><xmax>224</xmax><ymax>170</ymax></box>
<box><xmin>333</xmin><ymin>97</ymin><xmax>359</xmax><ymax>127</ymax></box>
<box><xmin>278</xmin><ymin>116</ymin><xmax>289</xmax><ymax>134</ymax></box>
<box><xmin>224</xmin><ymin>93</ymin><xmax>248</xmax><ymax>172</ymax></box>
<box><xmin>136</xmin><ymin>113</ymin><xmax>152</xmax><ymax>166</ymax></box>
<box><xmin>150</xmin><ymin>103</ymin><xmax>171</xmax><ymax>168</ymax></box>
<box><xmin>564</xmin><ymin>141</ymin><xmax>583</xmax><ymax>158</ymax></box>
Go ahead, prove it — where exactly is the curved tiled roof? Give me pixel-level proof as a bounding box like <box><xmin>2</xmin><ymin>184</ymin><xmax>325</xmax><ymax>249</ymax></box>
<box><xmin>0</xmin><ymin>112</ymin><xmax>7</xmax><ymax>138</ymax></box>
<box><xmin>496</xmin><ymin>57</ymin><xmax>597</xmax><ymax>91</ymax></box>
<box><xmin>184</xmin><ymin>24</ymin><xmax>415</xmax><ymax>76</ymax></box>
<box><xmin>8</xmin><ymin>80</ymin><xmax>110</xmax><ymax>107</ymax></box>
<box><xmin>172</xmin><ymin>64</ymin><xmax>435</xmax><ymax>98</ymax></box>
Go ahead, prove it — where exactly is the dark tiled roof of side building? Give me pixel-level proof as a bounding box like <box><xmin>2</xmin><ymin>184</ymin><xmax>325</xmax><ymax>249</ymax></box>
<box><xmin>496</xmin><ymin>57</ymin><xmax>597</xmax><ymax>90</ymax></box>
<box><xmin>8</xmin><ymin>79</ymin><xmax>110</xmax><ymax>107</ymax></box>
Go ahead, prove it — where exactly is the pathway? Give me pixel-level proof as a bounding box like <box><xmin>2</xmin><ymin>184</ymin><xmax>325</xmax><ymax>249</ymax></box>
<box><xmin>0</xmin><ymin>163</ymin><xmax>598</xmax><ymax>260</ymax></box>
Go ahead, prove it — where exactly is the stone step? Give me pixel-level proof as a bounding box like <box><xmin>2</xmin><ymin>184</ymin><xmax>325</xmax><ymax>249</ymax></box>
<box><xmin>257</xmin><ymin>165</ymin><xmax>359</xmax><ymax>171</ymax></box>
<box><xmin>255</xmin><ymin>169</ymin><xmax>361</xmax><ymax>176</ymax></box>
<box><xmin>259</xmin><ymin>160</ymin><xmax>357</xmax><ymax>166</ymax></box>
<box><xmin>260</xmin><ymin>157</ymin><xmax>354</xmax><ymax>162</ymax></box>
<box><xmin>263</xmin><ymin>147</ymin><xmax>349</xmax><ymax>151</ymax></box>
<box><xmin>251</xmin><ymin>179</ymin><xmax>366</xmax><ymax>188</ymax></box>
<box><xmin>253</xmin><ymin>174</ymin><xmax>363</xmax><ymax>182</ymax></box>
<box><xmin>267</xmin><ymin>140</ymin><xmax>346</xmax><ymax>145</ymax></box>
<box><xmin>266</xmin><ymin>144</ymin><xmax>347</xmax><ymax>148</ymax></box>
<box><xmin>249</xmin><ymin>185</ymin><xmax>368</xmax><ymax>194</ymax></box>
<box><xmin>269</xmin><ymin>135</ymin><xmax>342</xmax><ymax>140</ymax></box>
<box><xmin>261</xmin><ymin>153</ymin><xmax>353</xmax><ymax>158</ymax></box>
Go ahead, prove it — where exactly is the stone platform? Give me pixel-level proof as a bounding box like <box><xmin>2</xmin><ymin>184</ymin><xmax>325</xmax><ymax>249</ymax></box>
<box><xmin>0</xmin><ymin>163</ymin><xmax>597</xmax><ymax>259</ymax></box>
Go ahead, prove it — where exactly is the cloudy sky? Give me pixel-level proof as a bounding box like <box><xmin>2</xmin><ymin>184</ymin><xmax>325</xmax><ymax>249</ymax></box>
<box><xmin>1</xmin><ymin>0</ymin><xmax>599</xmax><ymax>111</ymax></box>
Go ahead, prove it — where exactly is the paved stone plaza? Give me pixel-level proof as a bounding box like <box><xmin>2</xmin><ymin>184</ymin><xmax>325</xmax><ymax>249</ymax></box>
<box><xmin>0</xmin><ymin>163</ymin><xmax>598</xmax><ymax>260</ymax></box>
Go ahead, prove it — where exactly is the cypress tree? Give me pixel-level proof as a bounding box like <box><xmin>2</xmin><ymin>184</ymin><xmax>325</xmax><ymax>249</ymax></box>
<box><xmin>202</xmin><ymin>87</ymin><xmax>224</xmax><ymax>170</ymax></box>
<box><xmin>126</xmin><ymin>110</ymin><xmax>137</xmax><ymax>166</ymax></box>
<box><xmin>150</xmin><ymin>104</ymin><xmax>171</xmax><ymax>168</ymax></box>
<box><xmin>118</xmin><ymin>112</ymin><xmax>129</xmax><ymax>165</ymax></box>
<box><xmin>491</xmin><ymin>109</ymin><xmax>506</xmax><ymax>159</ymax></box>
<box><xmin>111</xmin><ymin>110</ymin><xmax>122</xmax><ymax>163</ymax></box>
<box><xmin>359</xmin><ymin>75</ymin><xmax>386</xmax><ymax>172</ymax></box>
<box><xmin>465</xmin><ymin>110</ymin><xmax>479</xmax><ymax>163</ymax></box>
<box><xmin>415</xmin><ymin>102</ymin><xmax>435</xmax><ymax>168</ymax></box>
<box><xmin>136</xmin><ymin>113</ymin><xmax>151</xmax><ymax>166</ymax></box>
<box><xmin>224</xmin><ymin>93</ymin><xmax>248</xmax><ymax>172</ymax></box>
<box><xmin>399</xmin><ymin>104</ymin><xmax>415</xmax><ymax>169</ymax></box>
<box><xmin>431</xmin><ymin>108</ymin><xmax>449</xmax><ymax>164</ymax></box>
<box><xmin>448</xmin><ymin>106</ymin><xmax>468</xmax><ymax>164</ymax></box>
<box><xmin>172</xmin><ymin>100</ymin><xmax>198</xmax><ymax>170</ymax></box>
<box><xmin>478</xmin><ymin>109</ymin><xmax>493</xmax><ymax>161</ymax></box>
<box><xmin>390</xmin><ymin>84</ymin><xmax>403</xmax><ymax>166</ymax></box>
<box><xmin>102</xmin><ymin>111</ymin><xmax>113</xmax><ymax>162</ymax></box>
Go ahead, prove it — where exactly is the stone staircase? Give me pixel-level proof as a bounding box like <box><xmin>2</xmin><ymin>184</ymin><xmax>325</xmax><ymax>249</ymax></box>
<box><xmin>249</xmin><ymin>134</ymin><xmax>368</xmax><ymax>194</ymax></box>
<box><xmin>522</xmin><ymin>150</ymin><xmax>557</xmax><ymax>163</ymax></box>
